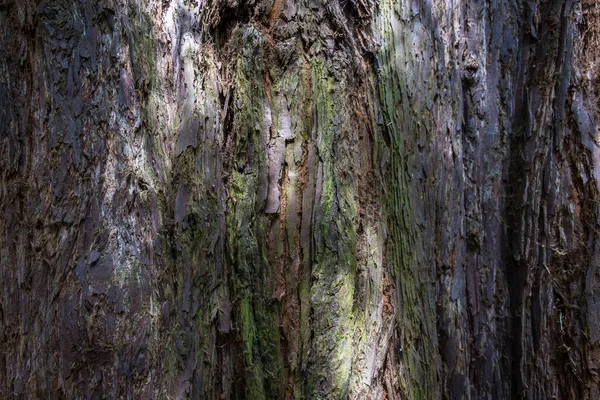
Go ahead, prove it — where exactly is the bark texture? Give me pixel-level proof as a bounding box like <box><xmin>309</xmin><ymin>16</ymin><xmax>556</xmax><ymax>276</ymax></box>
<box><xmin>1</xmin><ymin>0</ymin><xmax>599</xmax><ymax>399</ymax></box>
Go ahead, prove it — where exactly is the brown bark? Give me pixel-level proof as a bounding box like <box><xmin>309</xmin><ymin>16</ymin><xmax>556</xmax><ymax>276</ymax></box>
<box><xmin>0</xmin><ymin>0</ymin><xmax>599</xmax><ymax>399</ymax></box>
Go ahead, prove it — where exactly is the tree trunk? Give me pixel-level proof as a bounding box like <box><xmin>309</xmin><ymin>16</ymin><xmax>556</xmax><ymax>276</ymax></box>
<box><xmin>1</xmin><ymin>0</ymin><xmax>599</xmax><ymax>398</ymax></box>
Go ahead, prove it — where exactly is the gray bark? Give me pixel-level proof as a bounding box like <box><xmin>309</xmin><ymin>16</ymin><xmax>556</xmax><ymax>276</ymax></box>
<box><xmin>1</xmin><ymin>0</ymin><xmax>599</xmax><ymax>399</ymax></box>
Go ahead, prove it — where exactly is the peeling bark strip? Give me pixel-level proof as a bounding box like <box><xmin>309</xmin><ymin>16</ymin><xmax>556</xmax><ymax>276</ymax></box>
<box><xmin>1</xmin><ymin>0</ymin><xmax>599</xmax><ymax>399</ymax></box>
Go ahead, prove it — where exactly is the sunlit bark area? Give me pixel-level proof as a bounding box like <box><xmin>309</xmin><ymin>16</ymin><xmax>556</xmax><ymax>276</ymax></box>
<box><xmin>1</xmin><ymin>0</ymin><xmax>599</xmax><ymax>398</ymax></box>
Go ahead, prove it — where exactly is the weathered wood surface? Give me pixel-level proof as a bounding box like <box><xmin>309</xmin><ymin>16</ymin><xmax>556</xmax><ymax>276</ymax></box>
<box><xmin>1</xmin><ymin>0</ymin><xmax>599</xmax><ymax>398</ymax></box>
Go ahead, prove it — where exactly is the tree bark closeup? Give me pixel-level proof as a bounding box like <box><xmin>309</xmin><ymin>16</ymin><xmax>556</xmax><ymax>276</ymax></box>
<box><xmin>1</xmin><ymin>0</ymin><xmax>600</xmax><ymax>398</ymax></box>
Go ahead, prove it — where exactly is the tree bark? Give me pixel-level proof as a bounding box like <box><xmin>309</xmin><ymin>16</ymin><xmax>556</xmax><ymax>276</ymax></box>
<box><xmin>1</xmin><ymin>0</ymin><xmax>599</xmax><ymax>398</ymax></box>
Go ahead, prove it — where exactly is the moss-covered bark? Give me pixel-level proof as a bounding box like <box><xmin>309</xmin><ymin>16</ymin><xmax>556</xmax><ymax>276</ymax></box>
<box><xmin>1</xmin><ymin>0</ymin><xmax>600</xmax><ymax>399</ymax></box>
